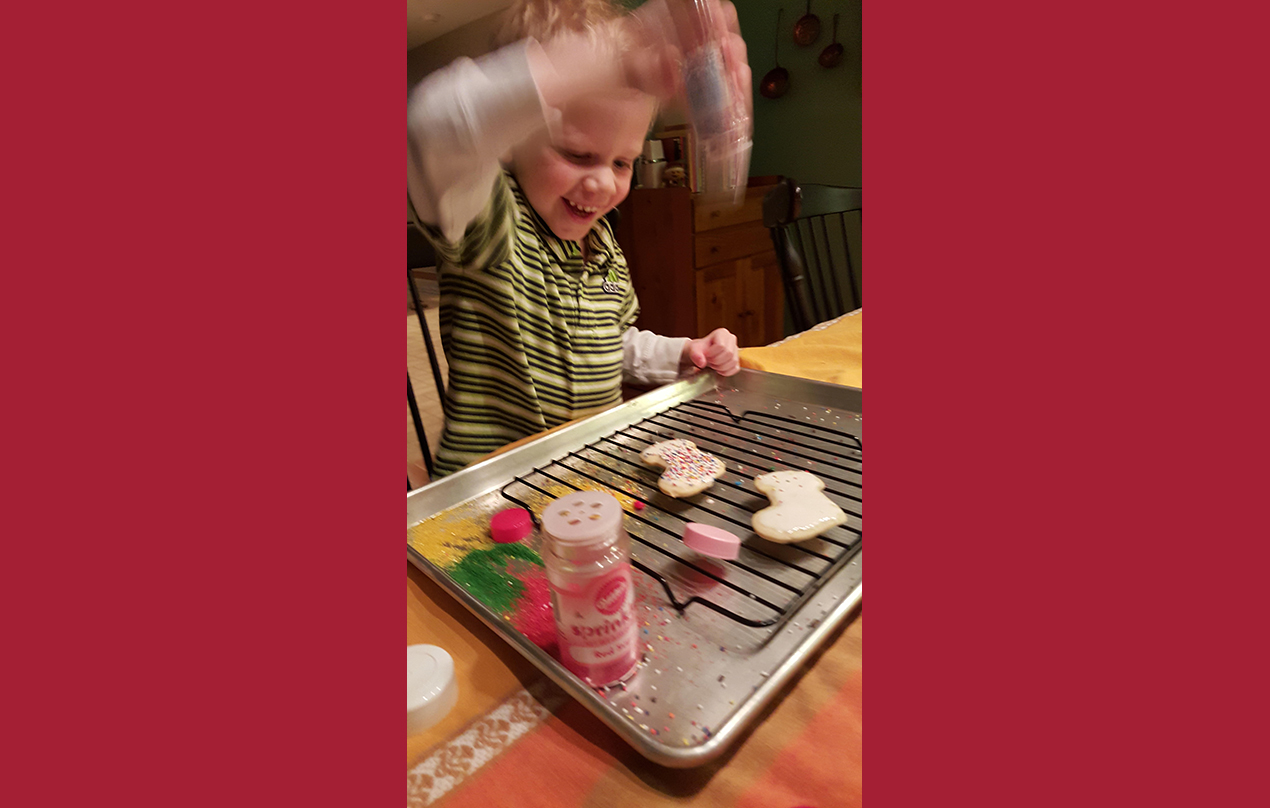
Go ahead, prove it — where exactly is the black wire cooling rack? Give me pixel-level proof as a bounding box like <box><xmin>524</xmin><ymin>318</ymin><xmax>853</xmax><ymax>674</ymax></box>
<box><xmin>500</xmin><ymin>397</ymin><xmax>862</xmax><ymax>634</ymax></box>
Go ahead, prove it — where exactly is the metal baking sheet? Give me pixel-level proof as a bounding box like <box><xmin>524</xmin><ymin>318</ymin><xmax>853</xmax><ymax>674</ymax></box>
<box><xmin>407</xmin><ymin>369</ymin><xmax>862</xmax><ymax>767</ymax></box>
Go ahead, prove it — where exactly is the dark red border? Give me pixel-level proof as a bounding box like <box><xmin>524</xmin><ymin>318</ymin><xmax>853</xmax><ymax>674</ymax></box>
<box><xmin>870</xmin><ymin>2</ymin><xmax>1267</xmax><ymax>806</ymax></box>
<box><xmin>10</xmin><ymin>3</ymin><xmax>401</xmax><ymax>804</ymax></box>
<box><xmin>13</xmin><ymin>1</ymin><xmax>1262</xmax><ymax>805</ymax></box>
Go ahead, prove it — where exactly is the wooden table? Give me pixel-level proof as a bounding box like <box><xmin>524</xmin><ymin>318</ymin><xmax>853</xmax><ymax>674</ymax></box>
<box><xmin>408</xmin><ymin>311</ymin><xmax>862</xmax><ymax>808</ymax></box>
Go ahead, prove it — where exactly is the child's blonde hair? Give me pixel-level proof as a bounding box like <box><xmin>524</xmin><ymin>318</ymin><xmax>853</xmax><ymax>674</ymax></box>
<box><xmin>495</xmin><ymin>0</ymin><xmax>659</xmax><ymax>137</ymax></box>
<box><xmin>493</xmin><ymin>0</ymin><xmax>629</xmax><ymax>49</ymax></box>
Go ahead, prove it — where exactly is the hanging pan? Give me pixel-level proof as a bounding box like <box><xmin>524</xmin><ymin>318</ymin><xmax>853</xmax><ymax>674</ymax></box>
<box><xmin>819</xmin><ymin>13</ymin><xmax>843</xmax><ymax>67</ymax></box>
<box><xmin>760</xmin><ymin>8</ymin><xmax>790</xmax><ymax>99</ymax></box>
<box><xmin>793</xmin><ymin>0</ymin><xmax>821</xmax><ymax>47</ymax></box>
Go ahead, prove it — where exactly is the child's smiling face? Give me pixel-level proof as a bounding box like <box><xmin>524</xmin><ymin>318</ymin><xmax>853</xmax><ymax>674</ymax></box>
<box><xmin>514</xmin><ymin>92</ymin><xmax>652</xmax><ymax>242</ymax></box>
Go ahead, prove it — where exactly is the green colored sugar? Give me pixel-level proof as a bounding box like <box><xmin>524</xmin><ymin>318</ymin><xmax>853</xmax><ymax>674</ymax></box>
<box><xmin>448</xmin><ymin>543</ymin><xmax>544</xmax><ymax>614</ymax></box>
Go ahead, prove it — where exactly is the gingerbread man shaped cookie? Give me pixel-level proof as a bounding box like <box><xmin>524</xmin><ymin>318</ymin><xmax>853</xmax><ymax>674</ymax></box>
<box><xmin>752</xmin><ymin>470</ymin><xmax>848</xmax><ymax>543</ymax></box>
<box><xmin>640</xmin><ymin>439</ymin><xmax>726</xmax><ymax>498</ymax></box>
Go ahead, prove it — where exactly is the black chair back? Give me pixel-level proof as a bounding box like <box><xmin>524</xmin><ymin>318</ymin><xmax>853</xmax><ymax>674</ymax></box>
<box><xmin>407</xmin><ymin>265</ymin><xmax>447</xmax><ymax>490</ymax></box>
<box><xmin>762</xmin><ymin>178</ymin><xmax>862</xmax><ymax>333</ymax></box>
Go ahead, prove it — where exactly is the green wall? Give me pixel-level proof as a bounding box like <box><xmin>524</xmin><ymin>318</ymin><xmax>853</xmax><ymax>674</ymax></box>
<box><xmin>640</xmin><ymin>0</ymin><xmax>862</xmax><ymax>187</ymax></box>
<box><xmin>737</xmin><ymin>0</ymin><xmax>861</xmax><ymax>187</ymax></box>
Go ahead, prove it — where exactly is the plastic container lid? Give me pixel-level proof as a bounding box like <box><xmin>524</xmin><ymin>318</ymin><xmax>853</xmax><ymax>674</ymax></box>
<box><xmin>490</xmin><ymin>507</ymin><xmax>533</xmax><ymax>543</ymax></box>
<box><xmin>683</xmin><ymin>523</ymin><xmax>741</xmax><ymax>559</ymax></box>
<box><xmin>541</xmin><ymin>491</ymin><xmax>622</xmax><ymax>546</ymax></box>
<box><xmin>407</xmin><ymin>644</ymin><xmax>458</xmax><ymax>736</ymax></box>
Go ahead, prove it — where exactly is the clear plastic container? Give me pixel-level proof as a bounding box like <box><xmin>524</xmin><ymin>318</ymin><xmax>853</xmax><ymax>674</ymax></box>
<box><xmin>671</xmin><ymin>0</ymin><xmax>752</xmax><ymax>206</ymax></box>
<box><xmin>541</xmin><ymin>491</ymin><xmax>639</xmax><ymax>687</ymax></box>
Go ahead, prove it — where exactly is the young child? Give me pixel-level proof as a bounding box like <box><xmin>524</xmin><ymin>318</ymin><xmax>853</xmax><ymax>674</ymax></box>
<box><xmin>408</xmin><ymin>0</ymin><xmax>752</xmax><ymax>476</ymax></box>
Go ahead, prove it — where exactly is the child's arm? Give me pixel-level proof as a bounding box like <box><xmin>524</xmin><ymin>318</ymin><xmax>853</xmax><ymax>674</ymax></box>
<box><xmin>407</xmin><ymin>42</ymin><xmax>555</xmax><ymax>244</ymax></box>
<box><xmin>623</xmin><ymin>328</ymin><xmax>690</xmax><ymax>387</ymax></box>
<box><xmin>622</xmin><ymin>327</ymin><xmax>740</xmax><ymax>386</ymax></box>
<box><xmin>407</xmin><ymin>33</ymin><xmax>655</xmax><ymax>245</ymax></box>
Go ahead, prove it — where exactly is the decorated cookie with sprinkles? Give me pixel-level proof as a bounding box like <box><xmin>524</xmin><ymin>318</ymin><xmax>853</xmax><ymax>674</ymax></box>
<box><xmin>640</xmin><ymin>439</ymin><xmax>726</xmax><ymax>498</ymax></box>
<box><xmin>752</xmin><ymin>470</ymin><xmax>847</xmax><ymax>543</ymax></box>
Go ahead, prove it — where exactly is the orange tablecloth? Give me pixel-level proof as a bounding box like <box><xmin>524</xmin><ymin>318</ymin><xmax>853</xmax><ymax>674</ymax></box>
<box><xmin>738</xmin><ymin>309</ymin><xmax>861</xmax><ymax>387</ymax></box>
<box><xmin>407</xmin><ymin>312</ymin><xmax>862</xmax><ymax>807</ymax></box>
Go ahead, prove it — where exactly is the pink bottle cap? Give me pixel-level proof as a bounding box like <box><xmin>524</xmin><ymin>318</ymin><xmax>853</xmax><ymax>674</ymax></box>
<box><xmin>683</xmin><ymin>523</ymin><xmax>741</xmax><ymax>559</ymax></box>
<box><xmin>490</xmin><ymin>508</ymin><xmax>533</xmax><ymax>543</ymax></box>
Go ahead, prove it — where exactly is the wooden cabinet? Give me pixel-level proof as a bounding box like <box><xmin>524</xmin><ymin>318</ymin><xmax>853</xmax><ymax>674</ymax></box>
<box><xmin>695</xmin><ymin>250</ymin><xmax>784</xmax><ymax>349</ymax></box>
<box><xmin>615</xmin><ymin>180</ymin><xmax>784</xmax><ymax>348</ymax></box>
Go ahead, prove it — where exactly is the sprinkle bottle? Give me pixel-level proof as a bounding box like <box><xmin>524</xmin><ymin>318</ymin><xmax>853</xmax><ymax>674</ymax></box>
<box><xmin>541</xmin><ymin>492</ymin><xmax>638</xmax><ymax>687</ymax></box>
<box><xmin>668</xmin><ymin>0</ymin><xmax>752</xmax><ymax>207</ymax></box>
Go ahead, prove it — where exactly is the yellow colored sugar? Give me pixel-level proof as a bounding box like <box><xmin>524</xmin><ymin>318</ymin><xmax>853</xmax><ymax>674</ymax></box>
<box><xmin>408</xmin><ymin>507</ymin><xmax>496</xmax><ymax>567</ymax></box>
<box><xmin>408</xmin><ymin>471</ymin><xmax>646</xmax><ymax>569</ymax></box>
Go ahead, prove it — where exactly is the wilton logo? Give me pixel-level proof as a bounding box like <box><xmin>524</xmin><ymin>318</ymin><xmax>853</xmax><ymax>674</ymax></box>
<box><xmin>594</xmin><ymin>577</ymin><xmax>629</xmax><ymax>615</ymax></box>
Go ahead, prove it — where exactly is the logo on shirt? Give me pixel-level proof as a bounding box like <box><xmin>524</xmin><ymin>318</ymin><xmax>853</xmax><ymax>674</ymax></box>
<box><xmin>602</xmin><ymin>268</ymin><xmax>623</xmax><ymax>294</ymax></box>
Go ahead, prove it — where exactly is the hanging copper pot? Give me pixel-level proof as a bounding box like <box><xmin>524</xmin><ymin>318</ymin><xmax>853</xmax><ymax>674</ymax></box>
<box><xmin>792</xmin><ymin>0</ymin><xmax>821</xmax><ymax>47</ymax></box>
<box><xmin>760</xmin><ymin>8</ymin><xmax>789</xmax><ymax>99</ymax></box>
<box><xmin>819</xmin><ymin>13</ymin><xmax>843</xmax><ymax>68</ymax></box>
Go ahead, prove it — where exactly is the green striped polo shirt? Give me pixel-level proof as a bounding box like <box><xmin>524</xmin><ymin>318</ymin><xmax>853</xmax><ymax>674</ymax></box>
<box><xmin>416</xmin><ymin>170</ymin><xmax>640</xmax><ymax>476</ymax></box>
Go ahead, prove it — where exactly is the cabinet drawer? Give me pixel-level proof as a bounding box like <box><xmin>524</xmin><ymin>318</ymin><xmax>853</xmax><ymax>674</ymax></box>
<box><xmin>692</xmin><ymin>184</ymin><xmax>771</xmax><ymax>232</ymax></box>
<box><xmin>694</xmin><ymin>221</ymin><xmax>773</xmax><ymax>268</ymax></box>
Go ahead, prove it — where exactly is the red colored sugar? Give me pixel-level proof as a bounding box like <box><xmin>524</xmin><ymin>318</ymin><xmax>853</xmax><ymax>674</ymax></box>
<box><xmin>510</xmin><ymin>571</ymin><xmax>557</xmax><ymax>651</ymax></box>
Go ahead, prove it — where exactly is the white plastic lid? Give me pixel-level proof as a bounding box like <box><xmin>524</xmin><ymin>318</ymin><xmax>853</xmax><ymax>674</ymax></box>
<box><xmin>407</xmin><ymin>644</ymin><xmax>458</xmax><ymax>736</ymax></box>
<box><xmin>540</xmin><ymin>491</ymin><xmax>622</xmax><ymax>546</ymax></box>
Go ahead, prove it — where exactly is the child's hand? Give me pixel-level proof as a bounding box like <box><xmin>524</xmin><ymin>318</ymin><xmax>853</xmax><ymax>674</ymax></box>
<box><xmin>532</xmin><ymin>2</ymin><xmax>750</xmax><ymax>116</ymax></box>
<box><xmin>682</xmin><ymin>328</ymin><xmax>741</xmax><ymax>377</ymax></box>
<box><xmin>625</xmin><ymin>0</ymin><xmax>751</xmax><ymax>111</ymax></box>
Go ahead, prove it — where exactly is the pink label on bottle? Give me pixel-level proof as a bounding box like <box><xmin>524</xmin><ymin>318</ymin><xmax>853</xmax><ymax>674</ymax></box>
<box><xmin>552</xmin><ymin>566</ymin><xmax>638</xmax><ymax>686</ymax></box>
<box><xmin>594</xmin><ymin>577</ymin><xmax>628</xmax><ymax>615</ymax></box>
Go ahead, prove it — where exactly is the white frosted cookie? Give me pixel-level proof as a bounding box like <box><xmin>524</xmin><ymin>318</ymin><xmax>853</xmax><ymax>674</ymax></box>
<box><xmin>640</xmin><ymin>439</ymin><xmax>726</xmax><ymax>498</ymax></box>
<box><xmin>751</xmin><ymin>470</ymin><xmax>848</xmax><ymax>543</ymax></box>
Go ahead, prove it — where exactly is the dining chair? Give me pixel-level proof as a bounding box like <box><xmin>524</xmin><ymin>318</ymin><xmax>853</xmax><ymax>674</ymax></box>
<box><xmin>407</xmin><ymin>260</ymin><xmax>447</xmax><ymax>491</ymax></box>
<box><xmin>762</xmin><ymin>178</ymin><xmax>862</xmax><ymax>333</ymax></box>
